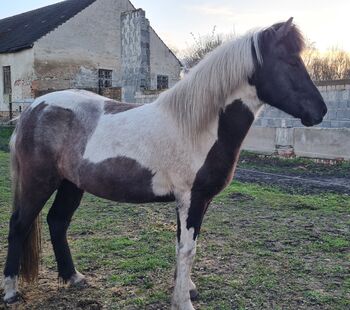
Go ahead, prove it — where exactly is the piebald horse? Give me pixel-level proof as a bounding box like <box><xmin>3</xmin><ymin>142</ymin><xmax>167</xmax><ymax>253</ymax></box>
<box><xmin>2</xmin><ymin>18</ymin><xmax>326</xmax><ymax>309</ymax></box>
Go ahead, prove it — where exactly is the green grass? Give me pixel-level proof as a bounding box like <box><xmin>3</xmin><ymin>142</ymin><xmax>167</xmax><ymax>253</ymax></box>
<box><xmin>0</xmin><ymin>126</ymin><xmax>14</xmax><ymax>152</ymax></box>
<box><xmin>239</xmin><ymin>150</ymin><xmax>350</xmax><ymax>177</ymax></box>
<box><xmin>217</xmin><ymin>181</ymin><xmax>350</xmax><ymax>213</ymax></box>
<box><xmin>0</xmin><ymin>149</ymin><xmax>349</xmax><ymax>309</ymax></box>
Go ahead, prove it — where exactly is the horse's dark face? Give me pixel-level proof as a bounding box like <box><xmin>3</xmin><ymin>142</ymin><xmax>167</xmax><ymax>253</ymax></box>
<box><xmin>250</xmin><ymin>18</ymin><xmax>327</xmax><ymax>126</ymax></box>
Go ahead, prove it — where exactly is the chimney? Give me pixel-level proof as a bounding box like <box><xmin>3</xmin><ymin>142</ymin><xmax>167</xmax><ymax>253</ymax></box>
<box><xmin>121</xmin><ymin>9</ymin><xmax>150</xmax><ymax>102</ymax></box>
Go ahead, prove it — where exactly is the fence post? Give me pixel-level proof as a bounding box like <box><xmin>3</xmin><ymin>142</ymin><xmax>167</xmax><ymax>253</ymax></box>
<box><xmin>9</xmin><ymin>100</ymin><xmax>13</xmax><ymax>121</ymax></box>
<box><xmin>276</xmin><ymin>126</ymin><xmax>295</xmax><ymax>157</ymax></box>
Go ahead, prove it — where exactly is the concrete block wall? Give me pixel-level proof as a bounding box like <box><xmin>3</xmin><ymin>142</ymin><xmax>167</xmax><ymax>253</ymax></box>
<box><xmin>293</xmin><ymin>127</ymin><xmax>350</xmax><ymax>159</ymax></box>
<box><xmin>243</xmin><ymin>127</ymin><xmax>350</xmax><ymax>160</ymax></box>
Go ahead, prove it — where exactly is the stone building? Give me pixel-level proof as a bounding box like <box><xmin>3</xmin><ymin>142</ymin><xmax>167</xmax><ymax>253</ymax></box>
<box><xmin>0</xmin><ymin>0</ymin><xmax>182</xmax><ymax>114</ymax></box>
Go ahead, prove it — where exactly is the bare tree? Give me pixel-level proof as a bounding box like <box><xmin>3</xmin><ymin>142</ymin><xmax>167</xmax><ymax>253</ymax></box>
<box><xmin>302</xmin><ymin>39</ymin><xmax>318</xmax><ymax>69</ymax></box>
<box><xmin>303</xmin><ymin>45</ymin><xmax>350</xmax><ymax>81</ymax></box>
<box><xmin>181</xmin><ymin>27</ymin><xmax>232</xmax><ymax>71</ymax></box>
<box><xmin>181</xmin><ymin>29</ymin><xmax>350</xmax><ymax>81</ymax></box>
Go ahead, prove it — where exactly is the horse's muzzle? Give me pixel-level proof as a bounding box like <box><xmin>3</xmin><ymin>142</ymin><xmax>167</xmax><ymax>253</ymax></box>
<box><xmin>301</xmin><ymin>100</ymin><xmax>327</xmax><ymax>127</ymax></box>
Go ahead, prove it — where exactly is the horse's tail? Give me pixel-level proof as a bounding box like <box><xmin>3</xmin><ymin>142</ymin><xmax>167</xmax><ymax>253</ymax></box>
<box><xmin>10</xmin><ymin>129</ymin><xmax>42</xmax><ymax>282</ymax></box>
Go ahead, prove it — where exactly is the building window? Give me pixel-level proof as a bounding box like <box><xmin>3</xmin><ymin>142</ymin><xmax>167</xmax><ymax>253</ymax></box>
<box><xmin>3</xmin><ymin>66</ymin><xmax>11</xmax><ymax>94</ymax></box>
<box><xmin>157</xmin><ymin>75</ymin><xmax>168</xmax><ymax>90</ymax></box>
<box><xmin>98</xmin><ymin>69</ymin><xmax>112</xmax><ymax>88</ymax></box>
<box><xmin>140</xmin><ymin>79</ymin><xmax>146</xmax><ymax>90</ymax></box>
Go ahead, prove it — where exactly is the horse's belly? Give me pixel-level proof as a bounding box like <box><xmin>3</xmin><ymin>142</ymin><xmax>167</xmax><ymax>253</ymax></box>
<box><xmin>77</xmin><ymin>157</ymin><xmax>175</xmax><ymax>203</ymax></box>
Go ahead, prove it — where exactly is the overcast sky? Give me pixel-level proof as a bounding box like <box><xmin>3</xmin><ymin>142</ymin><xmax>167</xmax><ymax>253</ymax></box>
<box><xmin>1</xmin><ymin>0</ymin><xmax>349</xmax><ymax>52</ymax></box>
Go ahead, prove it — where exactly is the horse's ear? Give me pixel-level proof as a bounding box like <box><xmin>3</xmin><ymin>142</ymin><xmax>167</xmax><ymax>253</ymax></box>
<box><xmin>276</xmin><ymin>17</ymin><xmax>294</xmax><ymax>41</ymax></box>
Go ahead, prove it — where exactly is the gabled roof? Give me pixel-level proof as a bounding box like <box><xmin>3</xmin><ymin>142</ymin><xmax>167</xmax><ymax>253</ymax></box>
<box><xmin>0</xmin><ymin>0</ymin><xmax>97</xmax><ymax>53</ymax></box>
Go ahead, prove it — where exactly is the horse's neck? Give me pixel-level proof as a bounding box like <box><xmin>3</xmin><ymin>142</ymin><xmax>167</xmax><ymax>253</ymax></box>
<box><xmin>190</xmin><ymin>99</ymin><xmax>256</xmax><ymax>200</ymax></box>
<box><xmin>216</xmin><ymin>100</ymin><xmax>256</xmax><ymax>155</ymax></box>
<box><xmin>157</xmin><ymin>40</ymin><xmax>257</xmax><ymax>143</ymax></box>
<box><xmin>190</xmin><ymin>93</ymin><xmax>259</xmax><ymax>182</ymax></box>
<box><xmin>198</xmin><ymin>82</ymin><xmax>262</xmax><ymax>152</ymax></box>
<box><xmin>224</xmin><ymin>83</ymin><xmax>263</xmax><ymax>117</ymax></box>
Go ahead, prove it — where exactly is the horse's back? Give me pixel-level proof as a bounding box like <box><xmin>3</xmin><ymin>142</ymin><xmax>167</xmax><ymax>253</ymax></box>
<box><xmin>31</xmin><ymin>89</ymin><xmax>105</xmax><ymax>108</ymax></box>
<box><xmin>17</xmin><ymin>89</ymin><xmax>141</xmax><ymax>145</ymax></box>
<box><xmin>29</xmin><ymin>89</ymin><xmax>142</xmax><ymax>114</ymax></box>
<box><xmin>15</xmin><ymin>90</ymin><xmax>100</xmax><ymax>151</ymax></box>
<box><xmin>12</xmin><ymin>90</ymin><xmax>141</xmax><ymax>175</ymax></box>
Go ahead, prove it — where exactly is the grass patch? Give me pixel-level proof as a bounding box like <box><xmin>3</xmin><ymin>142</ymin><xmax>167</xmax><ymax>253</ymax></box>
<box><xmin>315</xmin><ymin>236</ymin><xmax>350</xmax><ymax>252</ymax></box>
<box><xmin>0</xmin><ymin>126</ymin><xmax>14</xmax><ymax>152</ymax></box>
<box><xmin>239</xmin><ymin>150</ymin><xmax>350</xmax><ymax>177</ymax></box>
<box><xmin>216</xmin><ymin>181</ymin><xmax>350</xmax><ymax>213</ymax></box>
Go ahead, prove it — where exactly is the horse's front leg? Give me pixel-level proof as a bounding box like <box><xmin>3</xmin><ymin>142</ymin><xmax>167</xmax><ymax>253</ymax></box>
<box><xmin>174</xmin><ymin>253</ymin><xmax>198</xmax><ymax>302</ymax></box>
<box><xmin>172</xmin><ymin>193</ymin><xmax>207</xmax><ymax>310</ymax></box>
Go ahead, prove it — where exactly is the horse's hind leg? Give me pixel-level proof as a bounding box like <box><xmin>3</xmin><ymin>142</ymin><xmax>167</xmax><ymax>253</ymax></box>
<box><xmin>47</xmin><ymin>180</ymin><xmax>85</xmax><ymax>285</ymax></box>
<box><xmin>3</xmin><ymin>175</ymin><xmax>58</xmax><ymax>303</ymax></box>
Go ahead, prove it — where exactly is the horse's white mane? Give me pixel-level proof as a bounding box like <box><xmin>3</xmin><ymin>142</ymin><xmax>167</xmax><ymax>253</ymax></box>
<box><xmin>157</xmin><ymin>30</ymin><xmax>263</xmax><ymax>142</ymax></box>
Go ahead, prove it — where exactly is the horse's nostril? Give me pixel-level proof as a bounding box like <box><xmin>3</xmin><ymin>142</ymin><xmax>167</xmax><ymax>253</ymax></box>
<box><xmin>319</xmin><ymin>100</ymin><xmax>328</xmax><ymax>116</ymax></box>
<box><xmin>323</xmin><ymin>106</ymin><xmax>328</xmax><ymax>116</ymax></box>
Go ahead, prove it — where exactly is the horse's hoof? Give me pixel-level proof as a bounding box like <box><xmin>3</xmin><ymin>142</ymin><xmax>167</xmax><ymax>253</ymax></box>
<box><xmin>171</xmin><ymin>300</ymin><xmax>195</xmax><ymax>310</ymax></box>
<box><xmin>72</xmin><ymin>278</ymin><xmax>89</xmax><ymax>288</ymax></box>
<box><xmin>190</xmin><ymin>289</ymin><xmax>199</xmax><ymax>301</ymax></box>
<box><xmin>69</xmin><ymin>271</ymin><xmax>88</xmax><ymax>288</ymax></box>
<box><xmin>4</xmin><ymin>292</ymin><xmax>22</xmax><ymax>305</ymax></box>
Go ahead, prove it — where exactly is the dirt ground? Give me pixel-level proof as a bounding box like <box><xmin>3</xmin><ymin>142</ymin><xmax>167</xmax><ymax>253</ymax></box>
<box><xmin>237</xmin><ymin>152</ymin><xmax>350</xmax><ymax>195</ymax></box>
<box><xmin>236</xmin><ymin>168</ymin><xmax>350</xmax><ymax>195</ymax></box>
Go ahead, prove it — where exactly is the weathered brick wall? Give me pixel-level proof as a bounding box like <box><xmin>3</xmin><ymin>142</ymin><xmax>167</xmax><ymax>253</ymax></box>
<box><xmin>33</xmin><ymin>0</ymin><xmax>135</xmax><ymax>95</ymax></box>
<box><xmin>254</xmin><ymin>80</ymin><xmax>350</xmax><ymax>129</ymax></box>
<box><xmin>101</xmin><ymin>87</ymin><xmax>122</xmax><ymax>101</ymax></box>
